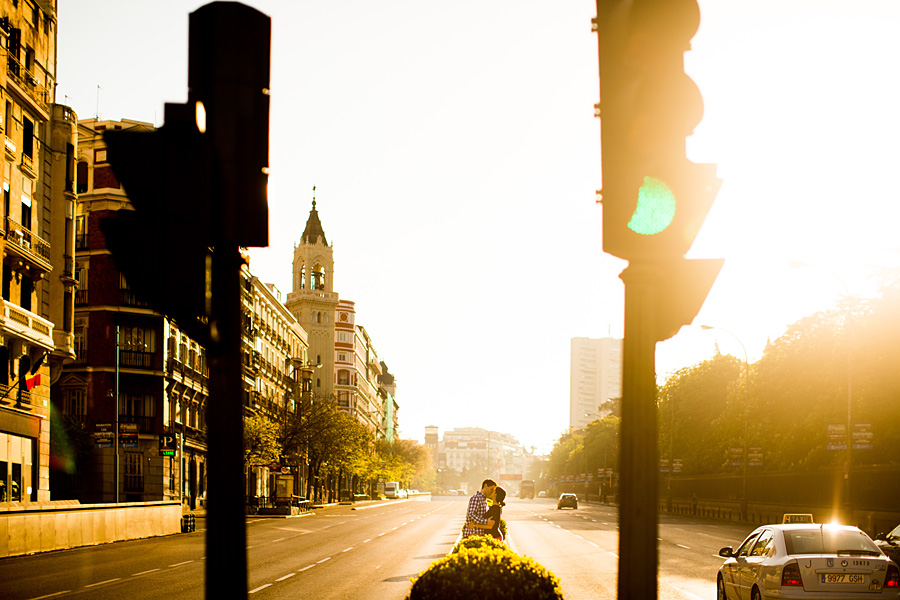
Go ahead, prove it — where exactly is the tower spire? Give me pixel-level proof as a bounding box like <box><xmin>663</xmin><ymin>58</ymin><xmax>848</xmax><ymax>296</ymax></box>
<box><xmin>301</xmin><ymin>185</ymin><xmax>327</xmax><ymax>245</ymax></box>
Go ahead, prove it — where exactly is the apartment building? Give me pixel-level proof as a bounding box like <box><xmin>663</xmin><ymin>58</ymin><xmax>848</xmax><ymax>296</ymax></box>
<box><xmin>0</xmin><ymin>0</ymin><xmax>77</xmax><ymax>505</ymax></box>
<box><xmin>569</xmin><ymin>337</ymin><xmax>622</xmax><ymax>430</ymax></box>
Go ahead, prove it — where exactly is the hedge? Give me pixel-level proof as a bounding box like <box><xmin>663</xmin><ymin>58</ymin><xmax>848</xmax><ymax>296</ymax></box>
<box><xmin>407</xmin><ymin>545</ymin><xmax>564</xmax><ymax>599</ymax></box>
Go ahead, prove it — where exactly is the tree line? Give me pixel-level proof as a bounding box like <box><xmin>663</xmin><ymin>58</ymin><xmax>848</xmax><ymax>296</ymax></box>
<box><xmin>244</xmin><ymin>392</ymin><xmax>432</xmax><ymax>502</ymax></box>
<box><xmin>548</xmin><ymin>276</ymin><xmax>900</xmax><ymax>490</ymax></box>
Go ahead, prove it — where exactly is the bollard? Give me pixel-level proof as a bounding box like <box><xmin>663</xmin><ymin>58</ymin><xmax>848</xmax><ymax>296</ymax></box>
<box><xmin>182</xmin><ymin>513</ymin><xmax>196</xmax><ymax>533</ymax></box>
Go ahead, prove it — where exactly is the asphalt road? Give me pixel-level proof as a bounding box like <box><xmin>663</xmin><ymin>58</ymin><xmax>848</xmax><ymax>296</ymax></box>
<box><xmin>0</xmin><ymin>496</ymin><xmax>756</xmax><ymax>600</ymax></box>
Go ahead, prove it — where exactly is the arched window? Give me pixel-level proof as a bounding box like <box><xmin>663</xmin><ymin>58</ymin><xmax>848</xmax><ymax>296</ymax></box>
<box><xmin>299</xmin><ymin>265</ymin><xmax>306</xmax><ymax>290</ymax></box>
<box><xmin>312</xmin><ymin>264</ymin><xmax>325</xmax><ymax>290</ymax></box>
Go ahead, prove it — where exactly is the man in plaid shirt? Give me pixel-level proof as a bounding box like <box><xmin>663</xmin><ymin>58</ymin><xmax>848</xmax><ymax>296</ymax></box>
<box><xmin>462</xmin><ymin>479</ymin><xmax>497</xmax><ymax>538</ymax></box>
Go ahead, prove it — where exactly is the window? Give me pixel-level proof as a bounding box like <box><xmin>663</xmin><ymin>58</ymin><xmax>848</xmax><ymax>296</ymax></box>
<box><xmin>21</xmin><ymin>178</ymin><xmax>32</xmax><ymax>229</ymax></box>
<box><xmin>737</xmin><ymin>533</ymin><xmax>761</xmax><ymax>557</ymax></box>
<box><xmin>22</xmin><ymin>116</ymin><xmax>33</xmax><ymax>160</ymax></box>
<box><xmin>124</xmin><ymin>452</ymin><xmax>143</xmax><ymax>493</ymax></box>
<box><xmin>0</xmin><ymin>432</ymin><xmax>34</xmax><ymax>502</ymax></box>
<box><xmin>76</xmin><ymin>161</ymin><xmax>88</xmax><ymax>194</ymax></box>
<box><xmin>122</xmin><ymin>326</ymin><xmax>155</xmax><ymax>353</ymax></box>
<box><xmin>63</xmin><ymin>388</ymin><xmax>86</xmax><ymax>420</ymax></box>
<box><xmin>750</xmin><ymin>530</ymin><xmax>775</xmax><ymax>557</ymax></box>
<box><xmin>338</xmin><ymin>370</ymin><xmax>350</xmax><ymax>385</ymax></box>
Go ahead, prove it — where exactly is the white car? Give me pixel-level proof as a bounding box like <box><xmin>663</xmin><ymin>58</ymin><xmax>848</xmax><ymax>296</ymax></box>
<box><xmin>717</xmin><ymin>523</ymin><xmax>900</xmax><ymax>600</ymax></box>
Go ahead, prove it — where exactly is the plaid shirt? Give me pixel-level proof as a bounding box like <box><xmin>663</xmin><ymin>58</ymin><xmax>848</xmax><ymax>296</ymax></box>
<box><xmin>462</xmin><ymin>490</ymin><xmax>490</xmax><ymax>537</ymax></box>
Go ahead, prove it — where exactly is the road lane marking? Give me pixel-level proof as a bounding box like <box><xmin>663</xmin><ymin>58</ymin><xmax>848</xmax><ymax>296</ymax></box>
<box><xmin>132</xmin><ymin>569</ymin><xmax>161</xmax><ymax>576</ymax></box>
<box><xmin>316</xmin><ymin>557</ymin><xmax>332</xmax><ymax>564</ymax></box>
<box><xmin>276</xmin><ymin>573</ymin><xmax>295</xmax><ymax>581</ymax></box>
<box><xmin>27</xmin><ymin>592</ymin><xmax>71</xmax><ymax>600</ymax></box>
<box><xmin>676</xmin><ymin>544</ymin><xmax>690</xmax><ymax>549</ymax></box>
<box><xmin>343</xmin><ymin>547</ymin><xmax>353</xmax><ymax>552</ymax></box>
<box><xmin>272</xmin><ymin>537</ymin><xmax>285</xmax><ymax>542</ymax></box>
<box><xmin>249</xmin><ymin>584</ymin><xmax>272</xmax><ymax>593</ymax></box>
<box><xmin>85</xmin><ymin>578</ymin><xmax>121</xmax><ymax>587</ymax></box>
<box><xmin>378</xmin><ymin>532</ymin><xmax>386</xmax><ymax>536</ymax></box>
<box><xmin>169</xmin><ymin>561</ymin><xmax>194</xmax><ymax>567</ymax></box>
<box><xmin>587</xmin><ymin>541</ymin><xmax>599</xmax><ymax>548</ymax></box>
<box><xmin>363</xmin><ymin>538</ymin><xmax>372</xmax><ymax>543</ymax></box>
<box><xmin>298</xmin><ymin>565</ymin><xmax>315</xmax><ymax>572</ymax></box>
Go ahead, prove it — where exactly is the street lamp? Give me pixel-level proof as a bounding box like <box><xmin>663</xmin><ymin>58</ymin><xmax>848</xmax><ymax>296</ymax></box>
<box><xmin>789</xmin><ymin>261</ymin><xmax>853</xmax><ymax>524</ymax></box>
<box><xmin>700</xmin><ymin>324</ymin><xmax>749</xmax><ymax>520</ymax></box>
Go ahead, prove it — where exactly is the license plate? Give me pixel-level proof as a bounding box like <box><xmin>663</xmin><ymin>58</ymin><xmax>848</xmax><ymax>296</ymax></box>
<box><xmin>821</xmin><ymin>574</ymin><xmax>865</xmax><ymax>584</ymax></box>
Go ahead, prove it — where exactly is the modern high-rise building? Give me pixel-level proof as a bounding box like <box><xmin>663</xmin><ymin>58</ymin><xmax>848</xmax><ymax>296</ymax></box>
<box><xmin>569</xmin><ymin>337</ymin><xmax>622</xmax><ymax>430</ymax></box>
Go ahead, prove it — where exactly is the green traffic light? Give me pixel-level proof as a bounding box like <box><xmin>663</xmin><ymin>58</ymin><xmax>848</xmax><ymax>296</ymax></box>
<box><xmin>628</xmin><ymin>176</ymin><xmax>676</xmax><ymax>235</ymax></box>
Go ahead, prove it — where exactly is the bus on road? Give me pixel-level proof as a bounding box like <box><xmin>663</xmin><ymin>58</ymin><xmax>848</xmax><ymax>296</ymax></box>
<box><xmin>519</xmin><ymin>479</ymin><xmax>535</xmax><ymax>499</ymax></box>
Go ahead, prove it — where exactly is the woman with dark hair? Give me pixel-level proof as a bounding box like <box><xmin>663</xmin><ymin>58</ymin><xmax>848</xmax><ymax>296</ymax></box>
<box><xmin>467</xmin><ymin>485</ymin><xmax>506</xmax><ymax>540</ymax></box>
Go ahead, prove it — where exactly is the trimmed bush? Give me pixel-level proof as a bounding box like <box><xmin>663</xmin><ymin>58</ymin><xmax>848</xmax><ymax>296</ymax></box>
<box><xmin>451</xmin><ymin>534</ymin><xmax>507</xmax><ymax>553</ymax></box>
<box><xmin>408</xmin><ymin>546</ymin><xmax>564</xmax><ymax>599</ymax></box>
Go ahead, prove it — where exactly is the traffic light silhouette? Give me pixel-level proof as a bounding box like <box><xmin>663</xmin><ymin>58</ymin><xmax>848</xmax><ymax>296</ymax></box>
<box><xmin>596</xmin><ymin>0</ymin><xmax>720</xmax><ymax>261</ymax></box>
<box><xmin>100</xmin><ymin>2</ymin><xmax>270</xmax><ymax>336</ymax></box>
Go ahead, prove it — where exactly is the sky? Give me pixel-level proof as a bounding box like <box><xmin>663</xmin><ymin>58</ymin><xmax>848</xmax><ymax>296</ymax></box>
<box><xmin>58</xmin><ymin>1</ymin><xmax>900</xmax><ymax>454</ymax></box>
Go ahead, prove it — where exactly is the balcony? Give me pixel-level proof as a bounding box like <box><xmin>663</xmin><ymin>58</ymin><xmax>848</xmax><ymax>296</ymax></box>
<box><xmin>121</xmin><ymin>290</ymin><xmax>151</xmax><ymax>308</ymax></box>
<box><xmin>0</xmin><ymin>299</ymin><xmax>53</xmax><ymax>350</ymax></box>
<box><xmin>5</xmin><ymin>217</ymin><xmax>51</xmax><ymax>274</ymax></box>
<box><xmin>7</xmin><ymin>52</ymin><xmax>52</xmax><ymax>116</ymax></box>
<box><xmin>74</xmin><ymin>289</ymin><xmax>89</xmax><ymax>306</ymax></box>
<box><xmin>75</xmin><ymin>233</ymin><xmax>88</xmax><ymax>250</ymax></box>
<box><xmin>119</xmin><ymin>350</ymin><xmax>154</xmax><ymax>369</ymax></box>
<box><xmin>119</xmin><ymin>414</ymin><xmax>155</xmax><ymax>433</ymax></box>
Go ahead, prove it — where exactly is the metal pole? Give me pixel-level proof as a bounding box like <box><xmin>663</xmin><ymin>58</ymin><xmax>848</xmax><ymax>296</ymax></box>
<box><xmin>115</xmin><ymin>325</ymin><xmax>120</xmax><ymax>504</ymax></box>
<box><xmin>206</xmin><ymin>245</ymin><xmax>247</xmax><ymax>597</ymax></box>
<box><xmin>618</xmin><ymin>263</ymin><xmax>660</xmax><ymax>600</ymax></box>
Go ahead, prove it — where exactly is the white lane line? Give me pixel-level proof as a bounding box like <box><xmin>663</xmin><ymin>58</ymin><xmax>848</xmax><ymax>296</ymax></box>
<box><xmin>608</xmin><ymin>551</ymin><xmax>619</xmax><ymax>558</ymax></box>
<box><xmin>342</xmin><ymin>547</ymin><xmax>353</xmax><ymax>552</ymax></box>
<box><xmin>391</xmin><ymin>527</ymin><xmax>398</xmax><ymax>530</ymax></box>
<box><xmin>272</xmin><ymin>537</ymin><xmax>286</xmax><ymax>542</ymax></box>
<box><xmin>169</xmin><ymin>561</ymin><xmax>194</xmax><ymax>567</ymax></box>
<box><xmin>298</xmin><ymin>565</ymin><xmax>315</xmax><ymax>572</ymax></box>
<box><xmin>27</xmin><ymin>592</ymin><xmax>71</xmax><ymax>600</ymax></box>
<box><xmin>363</xmin><ymin>538</ymin><xmax>372</xmax><ymax>543</ymax></box>
<box><xmin>378</xmin><ymin>532</ymin><xmax>386</xmax><ymax>536</ymax></box>
<box><xmin>587</xmin><ymin>541</ymin><xmax>600</xmax><ymax>548</ymax></box>
<box><xmin>276</xmin><ymin>573</ymin><xmax>295</xmax><ymax>582</ymax></box>
<box><xmin>85</xmin><ymin>578</ymin><xmax>121</xmax><ymax>588</ymax></box>
<box><xmin>316</xmin><ymin>557</ymin><xmax>332</xmax><ymax>564</ymax></box>
<box><xmin>676</xmin><ymin>544</ymin><xmax>690</xmax><ymax>549</ymax></box>
<box><xmin>132</xmin><ymin>568</ymin><xmax>161</xmax><ymax>576</ymax></box>
<box><xmin>249</xmin><ymin>584</ymin><xmax>272</xmax><ymax>593</ymax></box>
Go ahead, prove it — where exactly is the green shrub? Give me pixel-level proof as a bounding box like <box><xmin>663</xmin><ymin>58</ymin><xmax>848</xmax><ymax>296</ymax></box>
<box><xmin>451</xmin><ymin>534</ymin><xmax>507</xmax><ymax>553</ymax></box>
<box><xmin>408</xmin><ymin>546</ymin><xmax>564</xmax><ymax>599</ymax></box>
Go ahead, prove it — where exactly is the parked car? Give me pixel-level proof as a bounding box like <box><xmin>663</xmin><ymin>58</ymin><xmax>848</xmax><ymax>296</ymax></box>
<box><xmin>717</xmin><ymin>523</ymin><xmax>900</xmax><ymax>600</ymax></box>
<box><xmin>557</xmin><ymin>493</ymin><xmax>578</xmax><ymax>510</ymax></box>
<box><xmin>875</xmin><ymin>523</ymin><xmax>900</xmax><ymax>566</ymax></box>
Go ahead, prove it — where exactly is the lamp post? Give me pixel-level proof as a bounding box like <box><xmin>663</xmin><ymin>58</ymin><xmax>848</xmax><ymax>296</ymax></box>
<box><xmin>700</xmin><ymin>324</ymin><xmax>749</xmax><ymax>520</ymax></box>
<box><xmin>789</xmin><ymin>261</ymin><xmax>853</xmax><ymax>524</ymax></box>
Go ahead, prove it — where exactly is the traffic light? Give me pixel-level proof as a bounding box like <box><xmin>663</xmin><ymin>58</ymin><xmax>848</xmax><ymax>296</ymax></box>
<box><xmin>100</xmin><ymin>2</ymin><xmax>270</xmax><ymax>334</ymax></box>
<box><xmin>596</xmin><ymin>0</ymin><xmax>720</xmax><ymax>260</ymax></box>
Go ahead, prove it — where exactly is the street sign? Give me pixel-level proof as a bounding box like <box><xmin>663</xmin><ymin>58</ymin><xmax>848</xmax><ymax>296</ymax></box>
<box><xmin>852</xmin><ymin>423</ymin><xmax>873</xmax><ymax>449</ymax></box>
<box><xmin>119</xmin><ymin>423</ymin><xmax>138</xmax><ymax>448</ymax></box>
<box><xmin>94</xmin><ymin>423</ymin><xmax>114</xmax><ymax>448</ymax></box>
<box><xmin>159</xmin><ymin>433</ymin><xmax>177</xmax><ymax>457</ymax></box>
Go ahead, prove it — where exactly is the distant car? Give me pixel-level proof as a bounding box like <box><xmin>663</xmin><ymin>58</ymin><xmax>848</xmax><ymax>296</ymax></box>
<box><xmin>717</xmin><ymin>523</ymin><xmax>900</xmax><ymax>600</ymax></box>
<box><xmin>457</xmin><ymin>489</ymin><xmax>466</xmax><ymax>496</ymax></box>
<box><xmin>538</xmin><ymin>490</ymin><xmax>547</xmax><ymax>498</ymax></box>
<box><xmin>398</xmin><ymin>489</ymin><xmax>408</xmax><ymax>499</ymax></box>
<box><xmin>557</xmin><ymin>493</ymin><xmax>578</xmax><ymax>510</ymax></box>
<box><xmin>875</xmin><ymin>523</ymin><xmax>900</xmax><ymax>566</ymax></box>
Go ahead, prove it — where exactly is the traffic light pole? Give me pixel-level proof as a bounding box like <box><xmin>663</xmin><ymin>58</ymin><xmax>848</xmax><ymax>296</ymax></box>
<box><xmin>618</xmin><ymin>262</ymin><xmax>661</xmax><ymax>600</ymax></box>
<box><xmin>206</xmin><ymin>244</ymin><xmax>248</xmax><ymax>598</ymax></box>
